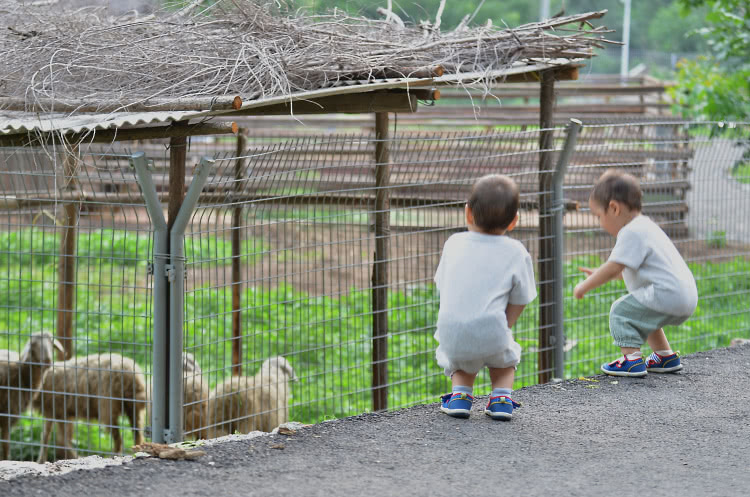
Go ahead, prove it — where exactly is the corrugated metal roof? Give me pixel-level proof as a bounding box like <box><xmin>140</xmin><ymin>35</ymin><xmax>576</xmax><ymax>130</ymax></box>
<box><xmin>0</xmin><ymin>59</ymin><xmax>577</xmax><ymax>138</ymax></box>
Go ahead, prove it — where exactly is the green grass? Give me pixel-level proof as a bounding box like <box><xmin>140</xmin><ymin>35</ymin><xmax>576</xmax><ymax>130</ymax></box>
<box><xmin>732</xmin><ymin>161</ymin><xmax>750</xmax><ymax>184</ymax></box>
<box><xmin>2</xmin><ymin>228</ymin><xmax>749</xmax><ymax>460</ymax></box>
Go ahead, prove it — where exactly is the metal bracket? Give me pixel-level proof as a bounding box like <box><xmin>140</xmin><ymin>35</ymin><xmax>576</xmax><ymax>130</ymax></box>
<box><xmin>165</xmin><ymin>264</ymin><xmax>176</xmax><ymax>282</ymax></box>
<box><xmin>162</xmin><ymin>429</ymin><xmax>176</xmax><ymax>444</ymax></box>
<box><xmin>147</xmin><ymin>262</ymin><xmax>154</xmax><ymax>275</ymax></box>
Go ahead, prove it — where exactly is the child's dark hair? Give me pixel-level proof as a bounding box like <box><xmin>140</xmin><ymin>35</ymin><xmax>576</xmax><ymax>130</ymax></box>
<box><xmin>467</xmin><ymin>174</ymin><xmax>519</xmax><ymax>232</ymax></box>
<box><xmin>590</xmin><ymin>170</ymin><xmax>642</xmax><ymax>212</ymax></box>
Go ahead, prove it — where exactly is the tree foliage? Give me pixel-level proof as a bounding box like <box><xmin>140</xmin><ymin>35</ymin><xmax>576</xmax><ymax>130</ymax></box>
<box><xmin>670</xmin><ymin>0</ymin><xmax>749</xmax><ymax>121</ymax></box>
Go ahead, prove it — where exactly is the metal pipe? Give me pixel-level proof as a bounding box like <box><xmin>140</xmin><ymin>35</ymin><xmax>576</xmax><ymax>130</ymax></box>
<box><xmin>130</xmin><ymin>152</ymin><xmax>168</xmax><ymax>443</ymax></box>
<box><xmin>166</xmin><ymin>156</ymin><xmax>213</xmax><ymax>443</ymax></box>
<box><xmin>552</xmin><ymin>119</ymin><xmax>582</xmax><ymax>380</ymax></box>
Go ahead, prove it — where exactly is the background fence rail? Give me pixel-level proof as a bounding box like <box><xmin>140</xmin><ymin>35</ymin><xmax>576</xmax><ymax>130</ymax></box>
<box><xmin>1</xmin><ymin>120</ymin><xmax>748</xmax><ymax>461</ymax></box>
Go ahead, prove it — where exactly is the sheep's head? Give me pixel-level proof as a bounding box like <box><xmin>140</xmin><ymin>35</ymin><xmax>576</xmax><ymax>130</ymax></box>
<box><xmin>261</xmin><ymin>356</ymin><xmax>298</xmax><ymax>382</ymax></box>
<box><xmin>20</xmin><ymin>332</ymin><xmax>64</xmax><ymax>366</ymax></box>
<box><xmin>183</xmin><ymin>352</ymin><xmax>201</xmax><ymax>374</ymax></box>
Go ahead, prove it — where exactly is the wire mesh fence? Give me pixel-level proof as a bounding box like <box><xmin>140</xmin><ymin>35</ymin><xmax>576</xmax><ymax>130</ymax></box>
<box><xmin>1</xmin><ymin>120</ymin><xmax>748</xmax><ymax>461</ymax></box>
<box><xmin>0</xmin><ymin>146</ymin><xmax>152</xmax><ymax>461</ymax></box>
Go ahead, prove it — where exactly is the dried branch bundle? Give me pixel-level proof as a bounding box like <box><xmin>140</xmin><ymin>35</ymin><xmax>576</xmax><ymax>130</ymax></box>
<box><xmin>0</xmin><ymin>0</ymin><xmax>614</xmax><ymax>114</ymax></box>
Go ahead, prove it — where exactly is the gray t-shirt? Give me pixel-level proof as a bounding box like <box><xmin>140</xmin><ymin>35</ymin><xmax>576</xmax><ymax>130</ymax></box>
<box><xmin>434</xmin><ymin>231</ymin><xmax>537</xmax><ymax>361</ymax></box>
<box><xmin>608</xmin><ymin>215</ymin><xmax>698</xmax><ymax>317</ymax></box>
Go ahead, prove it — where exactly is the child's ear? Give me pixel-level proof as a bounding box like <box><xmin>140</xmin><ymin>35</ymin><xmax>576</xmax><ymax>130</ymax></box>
<box><xmin>506</xmin><ymin>213</ymin><xmax>520</xmax><ymax>232</ymax></box>
<box><xmin>465</xmin><ymin>203</ymin><xmax>474</xmax><ymax>225</ymax></box>
<box><xmin>608</xmin><ymin>200</ymin><xmax>620</xmax><ymax>215</ymax></box>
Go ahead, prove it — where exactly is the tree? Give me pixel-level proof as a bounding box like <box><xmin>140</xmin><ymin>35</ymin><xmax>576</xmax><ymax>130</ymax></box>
<box><xmin>670</xmin><ymin>0</ymin><xmax>749</xmax><ymax>121</ymax></box>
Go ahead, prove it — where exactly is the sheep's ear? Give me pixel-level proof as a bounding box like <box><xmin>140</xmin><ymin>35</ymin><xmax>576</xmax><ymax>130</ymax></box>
<box><xmin>52</xmin><ymin>338</ymin><xmax>65</xmax><ymax>359</ymax></box>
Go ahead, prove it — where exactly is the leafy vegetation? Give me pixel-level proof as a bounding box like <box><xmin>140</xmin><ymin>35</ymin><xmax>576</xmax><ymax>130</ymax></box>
<box><xmin>2</xmin><ymin>227</ymin><xmax>749</xmax><ymax>460</ymax></box>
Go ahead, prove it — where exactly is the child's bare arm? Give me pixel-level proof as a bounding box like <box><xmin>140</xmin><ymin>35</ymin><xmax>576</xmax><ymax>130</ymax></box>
<box><xmin>506</xmin><ymin>303</ymin><xmax>527</xmax><ymax>328</ymax></box>
<box><xmin>573</xmin><ymin>261</ymin><xmax>625</xmax><ymax>299</ymax></box>
<box><xmin>578</xmin><ymin>266</ymin><xmax>623</xmax><ymax>280</ymax></box>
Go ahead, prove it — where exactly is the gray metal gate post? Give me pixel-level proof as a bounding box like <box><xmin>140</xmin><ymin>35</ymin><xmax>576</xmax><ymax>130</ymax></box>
<box><xmin>551</xmin><ymin>119</ymin><xmax>582</xmax><ymax>379</ymax></box>
<box><xmin>131</xmin><ymin>152</ymin><xmax>213</xmax><ymax>443</ymax></box>
<box><xmin>167</xmin><ymin>157</ymin><xmax>213</xmax><ymax>442</ymax></box>
<box><xmin>131</xmin><ymin>152</ymin><xmax>168</xmax><ymax>442</ymax></box>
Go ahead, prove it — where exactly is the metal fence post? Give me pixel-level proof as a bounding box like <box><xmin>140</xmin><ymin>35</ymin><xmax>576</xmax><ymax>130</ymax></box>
<box><xmin>131</xmin><ymin>152</ymin><xmax>168</xmax><ymax>443</ymax></box>
<box><xmin>166</xmin><ymin>156</ymin><xmax>213</xmax><ymax>442</ymax></box>
<box><xmin>551</xmin><ymin>119</ymin><xmax>582</xmax><ymax>380</ymax></box>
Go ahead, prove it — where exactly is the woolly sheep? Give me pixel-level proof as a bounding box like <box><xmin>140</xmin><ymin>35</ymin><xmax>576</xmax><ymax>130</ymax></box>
<box><xmin>0</xmin><ymin>332</ymin><xmax>64</xmax><ymax>460</ymax></box>
<box><xmin>147</xmin><ymin>352</ymin><xmax>210</xmax><ymax>439</ymax></box>
<box><xmin>182</xmin><ymin>352</ymin><xmax>210</xmax><ymax>439</ymax></box>
<box><xmin>206</xmin><ymin>356</ymin><xmax>297</xmax><ymax>437</ymax></box>
<box><xmin>33</xmin><ymin>353</ymin><xmax>148</xmax><ymax>462</ymax></box>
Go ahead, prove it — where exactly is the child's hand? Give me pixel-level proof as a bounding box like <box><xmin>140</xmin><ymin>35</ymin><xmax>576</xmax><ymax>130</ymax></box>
<box><xmin>573</xmin><ymin>282</ymin><xmax>587</xmax><ymax>299</ymax></box>
<box><xmin>577</xmin><ymin>267</ymin><xmax>595</xmax><ymax>276</ymax></box>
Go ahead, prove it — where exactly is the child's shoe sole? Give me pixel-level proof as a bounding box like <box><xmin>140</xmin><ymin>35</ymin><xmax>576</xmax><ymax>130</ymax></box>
<box><xmin>484</xmin><ymin>410</ymin><xmax>512</xmax><ymax>421</ymax></box>
<box><xmin>440</xmin><ymin>406</ymin><xmax>471</xmax><ymax>418</ymax></box>
<box><xmin>647</xmin><ymin>364</ymin><xmax>683</xmax><ymax>373</ymax></box>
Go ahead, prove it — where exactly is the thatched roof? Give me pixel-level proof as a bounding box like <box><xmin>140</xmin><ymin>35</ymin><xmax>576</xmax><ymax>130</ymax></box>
<box><xmin>0</xmin><ymin>0</ymin><xmax>613</xmax><ymax>116</ymax></box>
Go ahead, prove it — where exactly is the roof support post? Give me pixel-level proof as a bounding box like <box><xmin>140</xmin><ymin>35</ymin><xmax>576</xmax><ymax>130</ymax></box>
<box><xmin>56</xmin><ymin>143</ymin><xmax>80</xmax><ymax>360</ymax></box>
<box><xmin>371</xmin><ymin>112</ymin><xmax>390</xmax><ymax>412</ymax></box>
<box><xmin>231</xmin><ymin>131</ymin><xmax>247</xmax><ymax>376</ymax></box>
<box><xmin>538</xmin><ymin>70</ymin><xmax>556</xmax><ymax>384</ymax></box>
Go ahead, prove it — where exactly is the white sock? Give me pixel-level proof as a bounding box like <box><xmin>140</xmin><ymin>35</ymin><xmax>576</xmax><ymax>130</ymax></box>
<box><xmin>656</xmin><ymin>349</ymin><xmax>674</xmax><ymax>356</ymax></box>
<box><xmin>453</xmin><ymin>385</ymin><xmax>473</xmax><ymax>396</ymax></box>
<box><xmin>625</xmin><ymin>351</ymin><xmax>642</xmax><ymax>360</ymax></box>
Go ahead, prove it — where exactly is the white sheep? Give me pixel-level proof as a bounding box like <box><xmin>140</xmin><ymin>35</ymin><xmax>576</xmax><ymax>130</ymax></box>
<box><xmin>0</xmin><ymin>332</ymin><xmax>64</xmax><ymax>460</ymax></box>
<box><xmin>145</xmin><ymin>352</ymin><xmax>210</xmax><ymax>439</ymax></box>
<box><xmin>206</xmin><ymin>356</ymin><xmax>297</xmax><ymax>437</ymax></box>
<box><xmin>33</xmin><ymin>353</ymin><xmax>148</xmax><ymax>462</ymax></box>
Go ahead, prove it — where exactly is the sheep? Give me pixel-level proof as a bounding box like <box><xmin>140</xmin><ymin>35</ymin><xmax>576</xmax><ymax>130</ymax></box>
<box><xmin>0</xmin><ymin>332</ymin><xmax>64</xmax><ymax>460</ymax></box>
<box><xmin>146</xmin><ymin>352</ymin><xmax>209</xmax><ymax>439</ymax></box>
<box><xmin>33</xmin><ymin>353</ymin><xmax>148</xmax><ymax>462</ymax></box>
<box><xmin>206</xmin><ymin>356</ymin><xmax>297</xmax><ymax>438</ymax></box>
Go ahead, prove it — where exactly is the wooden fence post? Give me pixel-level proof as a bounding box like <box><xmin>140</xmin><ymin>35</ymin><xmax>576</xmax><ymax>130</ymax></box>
<box><xmin>538</xmin><ymin>71</ymin><xmax>556</xmax><ymax>384</ymax></box>
<box><xmin>231</xmin><ymin>131</ymin><xmax>246</xmax><ymax>376</ymax></box>
<box><xmin>56</xmin><ymin>144</ymin><xmax>80</xmax><ymax>360</ymax></box>
<box><xmin>372</xmin><ymin>112</ymin><xmax>390</xmax><ymax>412</ymax></box>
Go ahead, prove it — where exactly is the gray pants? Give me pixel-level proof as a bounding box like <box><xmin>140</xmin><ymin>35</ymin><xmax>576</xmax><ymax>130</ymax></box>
<box><xmin>609</xmin><ymin>294</ymin><xmax>690</xmax><ymax>348</ymax></box>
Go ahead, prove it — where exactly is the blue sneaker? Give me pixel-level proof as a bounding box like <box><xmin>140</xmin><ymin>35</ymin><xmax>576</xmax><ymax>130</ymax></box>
<box><xmin>646</xmin><ymin>351</ymin><xmax>683</xmax><ymax>373</ymax></box>
<box><xmin>440</xmin><ymin>392</ymin><xmax>473</xmax><ymax>418</ymax></box>
<box><xmin>484</xmin><ymin>395</ymin><xmax>520</xmax><ymax>421</ymax></box>
<box><xmin>601</xmin><ymin>356</ymin><xmax>647</xmax><ymax>377</ymax></box>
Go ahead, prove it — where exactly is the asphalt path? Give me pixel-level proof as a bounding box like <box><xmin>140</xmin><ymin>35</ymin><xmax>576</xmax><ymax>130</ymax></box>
<box><xmin>2</xmin><ymin>345</ymin><xmax>749</xmax><ymax>496</ymax></box>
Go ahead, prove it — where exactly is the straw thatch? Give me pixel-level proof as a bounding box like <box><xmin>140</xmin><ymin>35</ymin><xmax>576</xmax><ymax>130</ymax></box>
<box><xmin>0</xmin><ymin>0</ymin><xmax>614</xmax><ymax>115</ymax></box>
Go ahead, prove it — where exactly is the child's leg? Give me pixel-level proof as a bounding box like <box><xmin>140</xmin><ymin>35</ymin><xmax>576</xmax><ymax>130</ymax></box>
<box><xmin>451</xmin><ymin>370</ymin><xmax>477</xmax><ymax>393</ymax></box>
<box><xmin>646</xmin><ymin>328</ymin><xmax>673</xmax><ymax>354</ymax></box>
<box><xmin>440</xmin><ymin>370</ymin><xmax>477</xmax><ymax>418</ymax></box>
<box><xmin>488</xmin><ymin>366</ymin><xmax>514</xmax><ymax>391</ymax></box>
<box><xmin>486</xmin><ymin>367</ymin><xmax>519</xmax><ymax>420</ymax></box>
<box><xmin>645</xmin><ymin>328</ymin><xmax>682</xmax><ymax>372</ymax></box>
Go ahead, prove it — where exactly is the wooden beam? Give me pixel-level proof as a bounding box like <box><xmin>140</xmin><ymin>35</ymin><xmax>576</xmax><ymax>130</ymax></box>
<box><xmin>168</xmin><ymin>122</ymin><xmax>189</xmax><ymax>230</ymax></box>
<box><xmin>500</xmin><ymin>65</ymin><xmax>580</xmax><ymax>83</ymax></box>
<box><xmin>0</xmin><ymin>121</ymin><xmax>238</xmax><ymax>148</ymax></box>
<box><xmin>227</xmin><ymin>91</ymin><xmax>418</xmax><ymax>116</ymax></box>
<box><xmin>0</xmin><ymin>95</ymin><xmax>242</xmax><ymax>113</ymax></box>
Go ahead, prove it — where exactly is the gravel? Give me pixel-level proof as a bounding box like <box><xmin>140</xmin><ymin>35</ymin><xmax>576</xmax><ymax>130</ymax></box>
<box><xmin>2</xmin><ymin>345</ymin><xmax>749</xmax><ymax>496</ymax></box>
